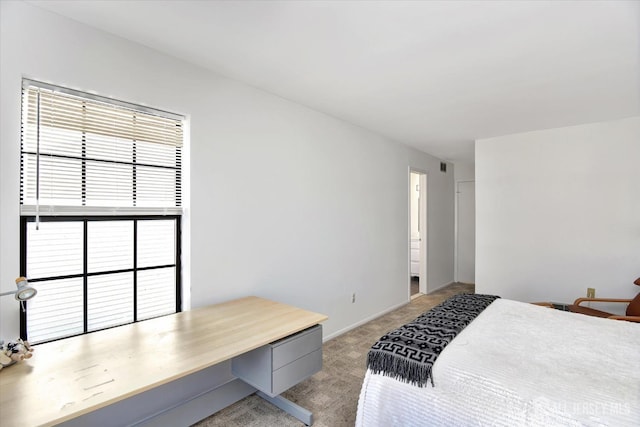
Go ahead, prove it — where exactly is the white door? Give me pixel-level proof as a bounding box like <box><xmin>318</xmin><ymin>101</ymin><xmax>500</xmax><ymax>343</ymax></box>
<box><xmin>456</xmin><ymin>181</ymin><xmax>475</xmax><ymax>284</ymax></box>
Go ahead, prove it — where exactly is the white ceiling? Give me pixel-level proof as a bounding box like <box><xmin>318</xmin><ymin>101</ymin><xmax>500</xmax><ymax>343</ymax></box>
<box><xmin>29</xmin><ymin>0</ymin><xmax>640</xmax><ymax>163</ymax></box>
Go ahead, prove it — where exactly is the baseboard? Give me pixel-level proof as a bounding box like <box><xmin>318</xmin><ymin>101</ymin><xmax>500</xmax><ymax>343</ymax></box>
<box><xmin>323</xmin><ymin>300</ymin><xmax>408</xmax><ymax>342</ymax></box>
<box><xmin>323</xmin><ymin>281</ymin><xmax>463</xmax><ymax>342</ymax></box>
<box><xmin>429</xmin><ymin>280</ymin><xmax>454</xmax><ymax>293</ymax></box>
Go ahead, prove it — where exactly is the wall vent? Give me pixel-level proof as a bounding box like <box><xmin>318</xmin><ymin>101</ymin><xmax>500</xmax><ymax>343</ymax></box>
<box><xmin>440</xmin><ymin>162</ymin><xmax>447</xmax><ymax>173</ymax></box>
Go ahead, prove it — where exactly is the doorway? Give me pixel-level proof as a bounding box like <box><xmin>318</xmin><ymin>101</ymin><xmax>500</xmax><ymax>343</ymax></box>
<box><xmin>409</xmin><ymin>170</ymin><xmax>427</xmax><ymax>298</ymax></box>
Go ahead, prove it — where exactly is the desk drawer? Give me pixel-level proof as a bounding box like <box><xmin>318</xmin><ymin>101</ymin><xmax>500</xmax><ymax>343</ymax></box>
<box><xmin>232</xmin><ymin>325</ymin><xmax>323</xmax><ymax>397</ymax></box>
<box><xmin>272</xmin><ymin>349</ymin><xmax>322</xmax><ymax>396</ymax></box>
<box><xmin>272</xmin><ymin>325</ymin><xmax>322</xmax><ymax>370</ymax></box>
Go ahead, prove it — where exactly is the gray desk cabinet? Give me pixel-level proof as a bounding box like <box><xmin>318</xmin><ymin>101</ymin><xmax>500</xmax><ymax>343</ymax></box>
<box><xmin>232</xmin><ymin>325</ymin><xmax>323</xmax><ymax>397</ymax></box>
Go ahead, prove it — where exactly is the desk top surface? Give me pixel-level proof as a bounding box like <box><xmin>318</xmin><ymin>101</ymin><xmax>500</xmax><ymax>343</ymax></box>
<box><xmin>0</xmin><ymin>296</ymin><xmax>328</xmax><ymax>426</ymax></box>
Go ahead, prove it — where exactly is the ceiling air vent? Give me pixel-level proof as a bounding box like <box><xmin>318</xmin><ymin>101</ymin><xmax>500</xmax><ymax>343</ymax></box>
<box><xmin>440</xmin><ymin>162</ymin><xmax>447</xmax><ymax>173</ymax></box>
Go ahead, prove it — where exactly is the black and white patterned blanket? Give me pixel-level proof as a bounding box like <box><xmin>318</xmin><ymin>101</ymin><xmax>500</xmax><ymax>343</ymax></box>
<box><xmin>366</xmin><ymin>293</ymin><xmax>500</xmax><ymax>387</ymax></box>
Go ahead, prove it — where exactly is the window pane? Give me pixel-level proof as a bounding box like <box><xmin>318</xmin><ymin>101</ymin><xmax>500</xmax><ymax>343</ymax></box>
<box><xmin>87</xmin><ymin>272</ymin><xmax>133</xmax><ymax>331</ymax></box>
<box><xmin>23</xmin><ymin>126</ymin><xmax>84</xmax><ymax>158</ymax></box>
<box><xmin>27</xmin><ymin>221</ymin><xmax>83</xmax><ymax>278</ymax></box>
<box><xmin>138</xmin><ymin>220</ymin><xmax>176</xmax><ymax>267</ymax></box>
<box><xmin>137</xmin><ymin>268</ymin><xmax>176</xmax><ymax>320</ymax></box>
<box><xmin>27</xmin><ymin>278</ymin><xmax>84</xmax><ymax>344</ymax></box>
<box><xmin>136</xmin><ymin>140</ymin><xmax>179</xmax><ymax>168</ymax></box>
<box><xmin>88</xmin><ymin>221</ymin><xmax>133</xmax><ymax>272</ymax></box>
<box><xmin>85</xmin><ymin>160</ymin><xmax>133</xmax><ymax>207</ymax></box>
<box><xmin>85</xmin><ymin>133</ymin><xmax>133</xmax><ymax>164</ymax></box>
<box><xmin>21</xmin><ymin>154</ymin><xmax>83</xmax><ymax>207</ymax></box>
<box><xmin>136</xmin><ymin>165</ymin><xmax>179</xmax><ymax>208</ymax></box>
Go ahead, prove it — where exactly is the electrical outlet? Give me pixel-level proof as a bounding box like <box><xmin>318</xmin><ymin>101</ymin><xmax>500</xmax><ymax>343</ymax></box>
<box><xmin>352</xmin><ymin>293</ymin><xmax>356</xmax><ymax>303</ymax></box>
<box><xmin>587</xmin><ymin>288</ymin><xmax>595</xmax><ymax>298</ymax></box>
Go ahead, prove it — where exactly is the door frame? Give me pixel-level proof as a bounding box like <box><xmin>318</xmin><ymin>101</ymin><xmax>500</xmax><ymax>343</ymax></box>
<box><xmin>408</xmin><ymin>168</ymin><xmax>428</xmax><ymax>298</ymax></box>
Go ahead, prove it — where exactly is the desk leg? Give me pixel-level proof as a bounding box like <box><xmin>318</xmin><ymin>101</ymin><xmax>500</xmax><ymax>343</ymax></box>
<box><xmin>256</xmin><ymin>391</ymin><xmax>313</xmax><ymax>426</ymax></box>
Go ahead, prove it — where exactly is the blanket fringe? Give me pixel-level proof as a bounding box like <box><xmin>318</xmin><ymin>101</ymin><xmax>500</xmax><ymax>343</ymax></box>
<box><xmin>367</xmin><ymin>350</ymin><xmax>434</xmax><ymax>387</ymax></box>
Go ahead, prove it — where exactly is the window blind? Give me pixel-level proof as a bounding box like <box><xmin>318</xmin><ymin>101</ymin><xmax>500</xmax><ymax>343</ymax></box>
<box><xmin>20</xmin><ymin>80</ymin><xmax>183</xmax><ymax>216</ymax></box>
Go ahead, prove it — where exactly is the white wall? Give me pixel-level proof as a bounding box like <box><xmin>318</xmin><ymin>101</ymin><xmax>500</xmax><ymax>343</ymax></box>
<box><xmin>454</xmin><ymin>161</ymin><xmax>475</xmax><ymax>283</ymax></box>
<box><xmin>476</xmin><ymin>117</ymin><xmax>640</xmax><ymax>306</ymax></box>
<box><xmin>454</xmin><ymin>162</ymin><xmax>475</xmax><ymax>182</ymax></box>
<box><xmin>0</xmin><ymin>1</ymin><xmax>455</xmax><ymax>340</ymax></box>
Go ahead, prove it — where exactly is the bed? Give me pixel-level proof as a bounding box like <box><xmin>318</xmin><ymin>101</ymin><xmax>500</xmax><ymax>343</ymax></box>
<box><xmin>356</xmin><ymin>296</ymin><xmax>640</xmax><ymax>426</ymax></box>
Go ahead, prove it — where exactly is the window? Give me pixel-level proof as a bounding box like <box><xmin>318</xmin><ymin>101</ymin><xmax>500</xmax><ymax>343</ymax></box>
<box><xmin>20</xmin><ymin>80</ymin><xmax>183</xmax><ymax>344</ymax></box>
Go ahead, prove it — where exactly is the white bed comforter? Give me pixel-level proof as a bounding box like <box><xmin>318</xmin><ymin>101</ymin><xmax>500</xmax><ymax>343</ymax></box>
<box><xmin>356</xmin><ymin>299</ymin><xmax>640</xmax><ymax>426</ymax></box>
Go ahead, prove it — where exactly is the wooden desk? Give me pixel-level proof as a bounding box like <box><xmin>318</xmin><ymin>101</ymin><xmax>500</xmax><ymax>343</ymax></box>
<box><xmin>0</xmin><ymin>296</ymin><xmax>328</xmax><ymax>426</ymax></box>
